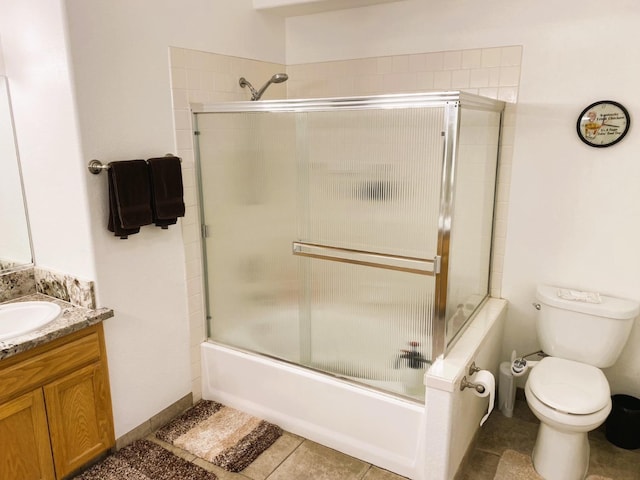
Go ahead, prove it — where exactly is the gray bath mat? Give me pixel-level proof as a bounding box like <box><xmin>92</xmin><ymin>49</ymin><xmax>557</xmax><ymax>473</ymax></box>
<box><xmin>73</xmin><ymin>439</ymin><xmax>216</xmax><ymax>480</ymax></box>
<box><xmin>155</xmin><ymin>400</ymin><xmax>283</xmax><ymax>472</ymax></box>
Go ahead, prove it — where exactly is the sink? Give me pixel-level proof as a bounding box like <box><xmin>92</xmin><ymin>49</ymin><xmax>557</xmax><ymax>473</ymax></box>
<box><xmin>0</xmin><ymin>301</ymin><xmax>62</xmax><ymax>341</ymax></box>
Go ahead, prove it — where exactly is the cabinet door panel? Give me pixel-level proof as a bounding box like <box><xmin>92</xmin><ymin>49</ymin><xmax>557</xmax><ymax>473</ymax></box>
<box><xmin>44</xmin><ymin>362</ymin><xmax>114</xmax><ymax>478</ymax></box>
<box><xmin>0</xmin><ymin>390</ymin><xmax>55</xmax><ymax>480</ymax></box>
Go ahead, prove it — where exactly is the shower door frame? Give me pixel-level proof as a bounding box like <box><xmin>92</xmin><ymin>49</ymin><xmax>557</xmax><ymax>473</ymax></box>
<box><xmin>192</xmin><ymin>91</ymin><xmax>505</xmax><ymax>362</ymax></box>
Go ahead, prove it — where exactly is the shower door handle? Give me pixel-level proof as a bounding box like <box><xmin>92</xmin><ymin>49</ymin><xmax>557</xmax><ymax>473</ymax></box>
<box><xmin>292</xmin><ymin>242</ymin><xmax>439</xmax><ymax>276</ymax></box>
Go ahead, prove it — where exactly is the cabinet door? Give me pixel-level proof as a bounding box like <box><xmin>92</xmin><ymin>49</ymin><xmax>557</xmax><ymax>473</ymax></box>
<box><xmin>0</xmin><ymin>389</ymin><xmax>55</xmax><ymax>480</ymax></box>
<box><xmin>44</xmin><ymin>362</ymin><xmax>115</xmax><ymax>479</ymax></box>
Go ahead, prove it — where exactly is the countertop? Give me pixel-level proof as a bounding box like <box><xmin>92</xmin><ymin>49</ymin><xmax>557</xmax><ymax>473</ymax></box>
<box><xmin>0</xmin><ymin>293</ymin><xmax>114</xmax><ymax>360</ymax></box>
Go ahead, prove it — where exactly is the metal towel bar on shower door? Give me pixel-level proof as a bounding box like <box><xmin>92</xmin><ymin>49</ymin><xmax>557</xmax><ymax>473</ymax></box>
<box><xmin>292</xmin><ymin>241</ymin><xmax>440</xmax><ymax>275</ymax></box>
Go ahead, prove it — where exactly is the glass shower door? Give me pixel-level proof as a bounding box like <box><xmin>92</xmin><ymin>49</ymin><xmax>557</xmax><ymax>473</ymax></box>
<box><xmin>196</xmin><ymin>112</ymin><xmax>301</xmax><ymax>361</ymax></box>
<box><xmin>196</xmin><ymin>100</ymin><xmax>449</xmax><ymax>401</ymax></box>
<box><xmin>293</xmin><ymin>107</ymin><xmax>443</xmax><ymax>398</ymax></box>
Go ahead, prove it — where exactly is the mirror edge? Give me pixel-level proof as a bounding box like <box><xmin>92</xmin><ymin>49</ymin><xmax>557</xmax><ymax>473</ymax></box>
<box><xmin>0</xmin><ymin>75</ymin><xmax>35</xmax><ymax>275</ymax></box>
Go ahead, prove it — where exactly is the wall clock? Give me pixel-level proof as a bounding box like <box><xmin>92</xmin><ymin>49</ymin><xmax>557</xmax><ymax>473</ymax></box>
<box><xmin>576</xmin><ymin>100</ymin><xmax>630</xmax><ymax>148</ymax></box>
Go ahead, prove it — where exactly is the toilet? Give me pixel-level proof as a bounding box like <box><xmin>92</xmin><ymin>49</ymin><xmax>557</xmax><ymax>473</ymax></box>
<box><xmin>525</xmin><ymin>285</ymin><xmax>639</xmax><ymax>480</ymax></box>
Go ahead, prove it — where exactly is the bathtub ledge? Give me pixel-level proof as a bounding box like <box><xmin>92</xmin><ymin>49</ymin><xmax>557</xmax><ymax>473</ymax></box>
<box><xmin>425</xmin><ymin>298</ymin><xmax>508</xmax><ymax>392</ymax></box>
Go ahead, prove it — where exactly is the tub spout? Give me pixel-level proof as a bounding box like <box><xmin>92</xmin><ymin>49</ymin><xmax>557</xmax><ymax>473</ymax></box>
<box><xmin>395</xmin><ymin>341</ymin><xmax>429</xmax><ymax>369</ymax></box>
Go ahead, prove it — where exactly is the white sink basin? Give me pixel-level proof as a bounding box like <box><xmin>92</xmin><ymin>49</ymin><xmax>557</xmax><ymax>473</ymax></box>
<box><xmin>0</xmin><ymin>301</ymin><xmax>62</xmax><ymax>341</ymax></box>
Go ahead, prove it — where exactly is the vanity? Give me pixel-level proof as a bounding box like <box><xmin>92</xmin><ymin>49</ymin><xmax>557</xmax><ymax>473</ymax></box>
<box><xmin>0</xmin><ymin>295</ymin><xmax>114</xmax><ymax>480</ymax></box>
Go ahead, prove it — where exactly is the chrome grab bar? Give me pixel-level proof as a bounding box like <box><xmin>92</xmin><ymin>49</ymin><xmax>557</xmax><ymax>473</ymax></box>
<box><xmin>292</xmin><ymin>241</ymin><xmax>439</xmax><ymax>276</ymax></box>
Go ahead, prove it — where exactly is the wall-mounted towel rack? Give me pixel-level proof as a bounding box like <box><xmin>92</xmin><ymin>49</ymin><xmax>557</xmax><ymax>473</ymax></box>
<box><xmin>87</xmin><ymin>154</ymin><xmax>179</xmax><ymax>174</ymax></box>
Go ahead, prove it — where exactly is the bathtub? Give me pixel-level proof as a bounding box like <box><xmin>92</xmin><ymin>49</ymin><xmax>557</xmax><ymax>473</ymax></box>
<box><xmin>201</xmin><ymin>298</ymin><xmax>507</xmax><ymax>480</ymax></box>
<box><xmin>212</xmin><ymin>304</ymin><xmax>433</xmax><ymax>398</ymax></box>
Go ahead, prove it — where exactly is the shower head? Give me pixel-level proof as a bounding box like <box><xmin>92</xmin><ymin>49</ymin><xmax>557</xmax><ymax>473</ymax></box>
<box><xmin>270</xmin><ymin>73</ymin><xmax>288</xmax><ymax>84</ymax></box>
<box><xmin>239</xmin><ymin>73</ymin><xmax>289</xmax><ymax>101</ymax></box>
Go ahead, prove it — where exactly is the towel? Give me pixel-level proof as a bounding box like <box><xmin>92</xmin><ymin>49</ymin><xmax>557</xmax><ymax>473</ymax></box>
<box><xmin>557</xmin><ymin>288</ymin><xmax>602</xmax><ymax>304</ymax></box>
<box><xmin>107</xmin><ymin>159</ymin><xmax>153</xmax><ymax>239</ymax></box>
<box><xmin>147</xmin><ymin>156</ymin><xmax>185</xmax><ymax>229</ymax></box>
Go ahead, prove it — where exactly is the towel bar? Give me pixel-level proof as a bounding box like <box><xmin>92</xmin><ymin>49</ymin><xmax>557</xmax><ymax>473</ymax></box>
<box><xmin>87</xmin><ymin>154</ymin><xmax>179</xmax><ymax>174</ymax></box>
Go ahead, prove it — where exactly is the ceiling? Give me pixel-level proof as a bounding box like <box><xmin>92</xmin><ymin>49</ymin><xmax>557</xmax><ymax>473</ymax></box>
<box><xmin>253</xmin><ymin>0</ymin><xmax>406</xmax><ymax>17</ymax></box>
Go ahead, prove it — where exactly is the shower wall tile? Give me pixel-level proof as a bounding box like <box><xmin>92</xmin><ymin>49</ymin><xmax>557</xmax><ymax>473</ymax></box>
<box><xmin>481</xmin><ymin>47</ymin><xmax>503</xmax><ymax>68</ymax></box>
<box><xmin>288</xmin><ymin>45</ymin><xmax>521</xmax><ymax>101</ymax></box>
<box><xmin>443</xmin><ymin>50</ymin><xmax>463</xmax><ymax>70</ymax></box>
<box><xmin>462</xmin><ymin>49</ymin><xmax>482</xmax><ymax>69</ymax></box>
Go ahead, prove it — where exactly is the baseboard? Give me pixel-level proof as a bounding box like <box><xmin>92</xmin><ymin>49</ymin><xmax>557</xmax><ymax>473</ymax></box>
<box><xmin>115</xmin><ymin>393</ymin><xmax>193</xmax><ymax>450</ymax></box>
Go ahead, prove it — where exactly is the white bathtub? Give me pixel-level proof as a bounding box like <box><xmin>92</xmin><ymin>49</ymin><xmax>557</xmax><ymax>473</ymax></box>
<box><xmin>212</xmin><ymin>304</ymin><xmax>431</xmax><ymax>398</ymax></box>
<box><xmin>201</xmin><ymin>298</ymin><xmax>507</xmax><ymax>480</ymax></box>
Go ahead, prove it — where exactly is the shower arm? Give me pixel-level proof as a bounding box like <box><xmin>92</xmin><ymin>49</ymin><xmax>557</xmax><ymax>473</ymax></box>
<box><xmin>254</xmin><ymin>80</ymin><xmax>276</xmax><ymax>101</ymax></box>
<box><xmin>238</xmin><ymin>77</ymin><xmax>259</xmax><ymax>101</ymax></box>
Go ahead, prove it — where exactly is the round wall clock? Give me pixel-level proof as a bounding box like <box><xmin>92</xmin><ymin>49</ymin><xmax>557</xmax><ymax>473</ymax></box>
<box><xmin>576</xmin><ymin>100</ymin><xmax>630</xmax><ymax>148</ymax></box>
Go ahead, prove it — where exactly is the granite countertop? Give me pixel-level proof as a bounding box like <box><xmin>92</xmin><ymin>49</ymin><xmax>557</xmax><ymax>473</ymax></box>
<box><xmin>0</xmin><ymin>293</ymin><xmax>114</xmax><ymax>360</ymax></box>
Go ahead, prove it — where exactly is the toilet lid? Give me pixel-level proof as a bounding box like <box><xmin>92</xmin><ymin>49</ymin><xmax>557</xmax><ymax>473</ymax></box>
<box><xmin>528</xmin><ymin>357</ymin><xmax>610</xmax><ymax>414</ymax></box>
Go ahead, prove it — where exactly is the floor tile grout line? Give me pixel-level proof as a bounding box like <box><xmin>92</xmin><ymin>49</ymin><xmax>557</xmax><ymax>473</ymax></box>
<box><xmin>262</xmin><ymin>436</ymin><xmax>307</xmax><ymax>480</ymax></box>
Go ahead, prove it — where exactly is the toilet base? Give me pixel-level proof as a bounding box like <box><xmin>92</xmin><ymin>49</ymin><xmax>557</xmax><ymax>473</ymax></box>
<box><xmin>532</xmin><ymin>423</ymin><xmax>590</xmax><ymax>480</ymax></box>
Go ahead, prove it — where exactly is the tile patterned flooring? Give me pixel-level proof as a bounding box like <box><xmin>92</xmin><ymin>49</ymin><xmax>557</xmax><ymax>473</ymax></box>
<box><xmin>149</xmin><ymin>430</ymin><xmax>408</xmax><ymax>480</ymax></box>
<box><xmin>146</xmin><ymin>393</ymin><xmax>639</xmax><ymax>480</ymax></box>
<box><xmin>458</xmin><ymin>393</ymin><xmax>640</xmax><ymax>480</ymax></box>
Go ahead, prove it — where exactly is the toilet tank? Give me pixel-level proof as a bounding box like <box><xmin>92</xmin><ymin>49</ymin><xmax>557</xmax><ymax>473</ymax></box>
<box><xmin>535</xmin><ymin>285</ymin><xmax>639</xmax><ymax>368</ymax></box>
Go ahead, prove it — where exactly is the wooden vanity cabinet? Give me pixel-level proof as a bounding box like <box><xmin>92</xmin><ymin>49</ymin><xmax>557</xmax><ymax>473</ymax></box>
<box><xmin>0</xmin><ymin>323</ymin><xmax>115</xmax><ymax>480</ymax></box>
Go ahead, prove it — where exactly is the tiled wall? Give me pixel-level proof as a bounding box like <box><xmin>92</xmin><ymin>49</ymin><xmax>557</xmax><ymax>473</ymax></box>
<box><xmin>286</xmin><ymin>46</ymin><xmax>521</xmax><ymax>102</ymax></box>
<box><xmin>169</xmin><ymin>45</ymin><xmax>521</xmax><ymax>400</ymax></box>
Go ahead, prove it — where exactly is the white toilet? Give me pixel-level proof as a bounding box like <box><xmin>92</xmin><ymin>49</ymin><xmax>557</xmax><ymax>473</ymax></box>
<box><xmin>525</xmin><ymin>285</ymin><xmax>639</xmax><ymax>480</ymax></box>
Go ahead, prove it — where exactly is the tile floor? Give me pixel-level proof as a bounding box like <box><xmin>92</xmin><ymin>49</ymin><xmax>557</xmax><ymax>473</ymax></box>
<box><xmin>146</xmin><ymin>392</ymin><xmax>639</xmax><ymax>480</ymax></box>
<box><xmin>457</xmin><ymin>392</ymin><xmax>640</xmax><ymax>480</ymax></box>
<box><xmin>149</xmin><ymin>430</ymin><xmax>408</xmax><ymax>480</ymax></box>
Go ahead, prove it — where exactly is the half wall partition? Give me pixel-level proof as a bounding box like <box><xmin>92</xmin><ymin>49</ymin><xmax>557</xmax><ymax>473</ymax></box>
<box><xmin>193</xmin><ymin>92</ymin><xmax>504</xmax><ymax>401</ymax></box>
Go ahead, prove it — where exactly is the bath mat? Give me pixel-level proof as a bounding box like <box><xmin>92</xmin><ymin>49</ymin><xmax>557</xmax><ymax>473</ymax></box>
<box><xmin>155</xmin><ymin>400</ymin><xmax>283</xmax><ymax>472</ymax></box>
<box><xmin>73</xmin><ymin>439</ymin><xmax>216</xmax><ymax>480</ymax></box>
<box><xmin>493</xmin><ymin>449</ymin><xmax>612</xmax><ymax>480</ymax></box>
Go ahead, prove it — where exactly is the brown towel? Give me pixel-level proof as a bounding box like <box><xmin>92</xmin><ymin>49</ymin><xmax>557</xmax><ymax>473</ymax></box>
<box><xmin>107</xmin><ymin>159</ymin><xmax>153</xmax><ymax>239</ymax></box>
<box><xmin>147</xmin><ymin>156</ymin><xmax>185</xmax><ymax>229</ymax></box>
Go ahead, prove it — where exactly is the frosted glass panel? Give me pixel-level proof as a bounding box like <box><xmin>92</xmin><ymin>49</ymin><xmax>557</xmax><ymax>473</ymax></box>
<box><xmin>445</xmin><ymin>108</ymin><xmax>501</xmax><ymax>345</ymax></box>
<box><xmin>196</xmin><ymin>105</ymin><xmax>444</xmax><ymax>401</ymax></box>
<box><xmin>197</xmin><ymin>112</ymin><xmax>301</xmax><ymax>362</ymax></box>
<box><xmin>298</xmin><ymin>108</ymin><xmax>444</xmax><ymax>258</ymax></box>
<box><xmin>299</xmin><ymin>258</ymin><xmax>434</xmax><ymax>399</ymax></box>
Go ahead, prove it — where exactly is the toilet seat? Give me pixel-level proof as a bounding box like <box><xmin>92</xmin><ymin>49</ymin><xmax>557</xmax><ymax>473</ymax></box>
<box><xmin>528</xmin><ymin>357</ymin><xmax>609</xmax><ymax>414</ymax></box>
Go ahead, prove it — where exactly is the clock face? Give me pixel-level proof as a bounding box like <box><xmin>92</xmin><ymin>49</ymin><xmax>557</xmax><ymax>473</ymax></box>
<box><xmin>577</xmin><ymin>100</ymin><xmax>630</xmax><ymax>147</ymax></box>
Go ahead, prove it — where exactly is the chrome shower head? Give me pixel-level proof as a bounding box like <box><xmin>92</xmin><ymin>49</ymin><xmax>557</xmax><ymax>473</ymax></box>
<box><xmin>239</xmin><ymin>73</ymin><xmax>288</xmax><ymax>101</ymax></box>
<box><xmin>270</xmin><ymin>73</ymin><xmax>288</xmax><ymax>84</ymax></box>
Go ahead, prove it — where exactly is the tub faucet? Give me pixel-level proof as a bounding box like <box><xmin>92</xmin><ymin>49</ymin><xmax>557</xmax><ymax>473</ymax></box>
<box><xmin>395</xmin><ymin>341</ymin><xmax>429</xmax><ymax>369</ymax></box>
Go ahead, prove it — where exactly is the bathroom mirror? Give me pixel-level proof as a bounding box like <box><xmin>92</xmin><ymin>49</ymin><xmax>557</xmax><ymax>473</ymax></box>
<box><xmin>0</xmin><ymin>76</ymin><xmax>33</xmax><ymax>273</ymax></box>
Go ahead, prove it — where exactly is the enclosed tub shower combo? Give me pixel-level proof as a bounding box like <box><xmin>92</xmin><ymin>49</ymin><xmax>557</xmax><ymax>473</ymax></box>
<box><xmin>192</xmin><ymin>91</ymin><xmax>505</xmax><ymax>479</ymax></box>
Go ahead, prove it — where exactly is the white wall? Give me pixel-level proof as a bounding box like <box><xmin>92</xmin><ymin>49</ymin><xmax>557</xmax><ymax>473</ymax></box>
<box><xmin>62</xmin><ymin>0</ymin><xmax>285</xmax><ymax>438</ymax></box>
<box><xmin>0</xmin><ymin>0</ymin><xmax>96</xmax><ymax>279</ymax></box>
<box><xmin>286</xmin><ymin>0</ymin><xmax>640</xmax><ymax>397</ymax></box>
<box><xmin>1</xmin><ymin>0</ymin><xmax>285</xmax><ymax>439</ymax></box>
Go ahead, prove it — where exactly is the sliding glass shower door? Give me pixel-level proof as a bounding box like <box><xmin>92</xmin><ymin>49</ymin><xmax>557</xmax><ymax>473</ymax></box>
<box><xmin>194</xmin><ymin>92</ymin><xmax>504</xmax><ymax>401</ymax></box>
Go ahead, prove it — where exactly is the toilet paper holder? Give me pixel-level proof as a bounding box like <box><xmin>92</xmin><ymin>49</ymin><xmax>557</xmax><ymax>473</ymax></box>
<box><xmin>460</xmin><ymin>376</ymin><xmax>486</xmax><ymax>394</ymax></box>
<box><xmin>460</xmin><ymin>362</ymin><xmax>485</xmax><ymax>393</ymax></box>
